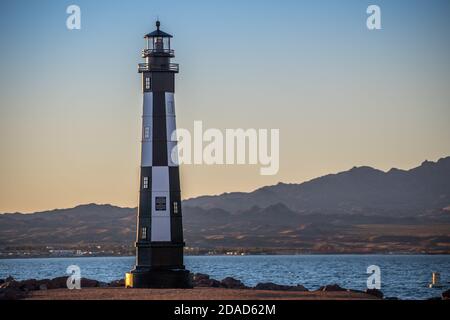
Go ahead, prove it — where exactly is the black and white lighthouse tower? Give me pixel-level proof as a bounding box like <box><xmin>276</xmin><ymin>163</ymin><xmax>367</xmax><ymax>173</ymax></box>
<box><xmin>126</xmin><ymin>21</ymin><xmax>191</xmax><ymax>288</ymax></box>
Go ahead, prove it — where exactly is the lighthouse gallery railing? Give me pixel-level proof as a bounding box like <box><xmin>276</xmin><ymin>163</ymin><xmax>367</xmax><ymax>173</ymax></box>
<box><xmin>141</xmin><ymin>49</ymin><xmax>175</xmax><ymax>57</ymax></box>
<box><xmin>138</xmin><ymin>63</ymin><xmax>179</xmax><ymax>72</ymax></box>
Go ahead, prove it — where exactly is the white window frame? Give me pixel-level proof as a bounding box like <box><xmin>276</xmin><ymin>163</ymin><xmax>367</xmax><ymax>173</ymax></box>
<box><xmin>145</xmin><ymin>77</ymin><xmax>151</xmax><ymax>90</ymax></box>
<box><xmin>173</xmin><ymin>202</ymin><xmax>178</xmax><ymax>214</ymax></box>
<box><xmin>143</xmin><ymin>176</ymin><xmax>149</xmax><ymax>189</ymax></box>
<box><xmin>168</xmin><ymin>101</ymin><xmax>174</xmax><ymax>114</ymax></box>
<box><xmin>144</xmin><ymin>126</ymin><xmax>150</xmax><ymax>139</ymax></box>
<box><xmin>141</xmin><ymin>227</ymin><xmax>147</xmax><ymax>240</ymax></box>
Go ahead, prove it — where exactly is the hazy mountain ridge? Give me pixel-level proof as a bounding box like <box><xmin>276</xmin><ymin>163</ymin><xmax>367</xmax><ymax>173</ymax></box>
<box><xmin>184</xmin><ymin>157</ymin><xmax>450</xmax><ymax>216</ymax></box>
<box><xmin>0</xmin><ymin>204</ymin><xmax>136</xmax><ymax>245</ymax></box>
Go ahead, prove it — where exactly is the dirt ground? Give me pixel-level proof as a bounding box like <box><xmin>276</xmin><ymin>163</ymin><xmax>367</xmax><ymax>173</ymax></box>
<box><xmin>26</xmin><ymin>287</ymin><xmax>380</xmax><ymax>300</ymax></box>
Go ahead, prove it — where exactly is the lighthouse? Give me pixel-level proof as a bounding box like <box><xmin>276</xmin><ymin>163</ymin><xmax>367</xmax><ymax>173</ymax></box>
<box><xmin>125</xmin><ymin>21</ymin><xmax>191</xmax><ymax>288</ymax></box>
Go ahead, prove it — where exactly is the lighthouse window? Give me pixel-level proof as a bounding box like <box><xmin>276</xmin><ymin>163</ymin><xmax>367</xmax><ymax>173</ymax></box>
<box><xmin>143</xmin><ymin>177</ymin><xmax>149</xmax><ymax>189</ymax></box>
<box><xmin>140</xmin><ymin>227</ymin><xmax>147</xmax><ymax>240</ymax></box>
<box><xmin>173</xmin><ymin>202</ymin><xmax>178</xmax><ymax>214</ymax></box>
<box><xmin>167</xmin><ymin>101</ymin><xmax>174</xmax><ymax>114</ymax></box>
<box><xmin>155</xmin><ymin>197</ymin><xmax>166</xmax><ymax>211</ymax></box>
<box><xmin>145</xmin><ymin>77</ymin><xmax>151</xmax><ymax>90</ymax></box>
<box><xmin>144</xmin><ymin>126</ymin><xmax>150</xmax><ymax>139</ymax></box>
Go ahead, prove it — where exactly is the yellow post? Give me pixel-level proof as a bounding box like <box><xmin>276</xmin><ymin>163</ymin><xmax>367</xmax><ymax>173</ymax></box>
<box><xmin>125</xmin><ymin>272</ymin><xmax>133</xmax><ymax>288</ymax></box>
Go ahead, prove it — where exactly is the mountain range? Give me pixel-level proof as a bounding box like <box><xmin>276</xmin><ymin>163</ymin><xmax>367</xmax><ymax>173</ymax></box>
<box><xmin>184</xmin><ymin>157</ymin><xmax>450</xmax><ymax>216</ymax></box>
<box><xmin>1</xmin><ymin>157</ymin><xmax>449</xmax><ymax>254</ymax></box>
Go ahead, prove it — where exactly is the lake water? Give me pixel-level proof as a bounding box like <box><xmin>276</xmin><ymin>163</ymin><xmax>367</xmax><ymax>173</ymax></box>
<box><xmin>1</xmin><ymin>255</ymin><xmax>449</xmax><ymax>300</ymax></box>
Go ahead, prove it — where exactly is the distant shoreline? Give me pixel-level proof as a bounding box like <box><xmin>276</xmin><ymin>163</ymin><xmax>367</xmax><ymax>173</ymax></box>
<box><xmin>1</xmin><ymin>252</ymin><xmax>450</xmax><ymax>260</ymax></box>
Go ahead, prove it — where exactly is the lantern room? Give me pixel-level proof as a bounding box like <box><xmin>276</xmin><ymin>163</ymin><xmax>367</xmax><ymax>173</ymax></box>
<box><xmin>142</xmin><ymin>20</ymin><xmax>174</xmax><ymax>58</ymax></box>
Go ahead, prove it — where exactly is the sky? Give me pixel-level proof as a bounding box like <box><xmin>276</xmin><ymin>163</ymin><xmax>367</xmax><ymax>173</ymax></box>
<box><xmin>0</xmin><ymin>0</ymin><xmax>449</xmax><ymax>213</ymax></box>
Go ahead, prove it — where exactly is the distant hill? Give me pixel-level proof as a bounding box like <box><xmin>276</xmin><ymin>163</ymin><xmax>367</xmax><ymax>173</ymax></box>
<box><xmin>1</xmin><ymin>157</ymin><xmax>450</xmax><ymax>253</ymax></box>
<box><xmin>0</xmin><ymin>204</ymin><xmax>136</xmax><ymax>245</ymax></box>
<box><xmin>184</xmin><ymin>157</ymin><xmax>450</xmax><ymax>216</ymax></box>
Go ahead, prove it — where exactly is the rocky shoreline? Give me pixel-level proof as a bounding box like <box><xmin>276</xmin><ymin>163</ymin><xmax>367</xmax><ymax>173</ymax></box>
<box><xmin>1</xmin><ymin>274</ymin><xmax>448</xmax><ymax>300</ymax></box>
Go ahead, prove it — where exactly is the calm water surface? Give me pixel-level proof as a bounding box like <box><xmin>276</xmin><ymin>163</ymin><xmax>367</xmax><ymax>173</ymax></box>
<box><xmin>1</xmin><ymin>255</ymin><xmax>449</xmax><ymax>300</ymax></box>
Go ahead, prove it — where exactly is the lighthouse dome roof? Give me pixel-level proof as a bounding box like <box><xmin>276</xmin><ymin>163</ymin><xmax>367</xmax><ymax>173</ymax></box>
<box><xmin>144</xmin><ymin>20</ymin><xmax>173</xmax><ymax>38</ymax></box>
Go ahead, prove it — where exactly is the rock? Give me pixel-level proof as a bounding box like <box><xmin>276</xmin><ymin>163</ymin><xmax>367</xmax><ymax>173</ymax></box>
<box><xmin>193</xmin><ymin>273</ymin><xmax>210</xmax><ymax>282</ymax></box>
<box><xmin>347</xmin><ymin>289</ymin><xmax>365</xmax><ymax>294</ymax></box>
<box><xmin>192</xmin><ymin>273</ymin><xmax>221</xmax><ymax>287</ymax></box>
<box><xmin>0</xmin><ymin>279</ymin><xmax>21</xmax><ymax>289</ymax></box>
<box><xmin>220</xmin><ymin>277</ymin><xmax>248</xmax><ymax>289</ymax></box>
<box><xmin>0</xmin><ymin>279</ymin><xmax>4</xmax><ymax>285</ymax></box>
<box><xmin>253</xmin><ymin>282</ymin><xmax>308</xmax><ymax>292</ymax></box>
<box><xmin>0</xmin><ymin>276</ymin><xmax>102</xmax><ymax>292</ymax></box>
<box><xmin>0</xmin><ymin>278</ymin><xmax>46</xmax><ymax>292</ymax></box>
<box><xmin>365</xmin><ymin>288</ymin><xmax>384</xmax><ymax>299</ymax></box>
<box><xmin>196</xmin><ymin>278</ymin><xmax>222</xmax><ymax>288</ymax></box>
<box><xmin>36</xmin><ymin>279</ymin><xmax>51</xmax><ymax>290</ymax></box>
<box><xmin>48</xmin><ymin>276</ymin><xmax>69</xmax><ymax>289</ymax></box>
<box><xmin>193</xmin><ymin>273</ymin><xmax>209</xmax><ymax>280</ymax></box>
<box><xmin>80</xmin><ymin>278</ymin><xmax>99</xmax><ymax>288</ymax></box>
<box><xmin>283</xmin><ymin>284</ymin><xmax>308</xmax><ymax>292</ymax></box>
<box><xmin>109</xmin><ymin>279</ymin><xmax>125</xmax><ymax>287</ymax></box>
<box><xmin>20</xmin><ymin>279</ymin><xmax>39</xmax><ymax>291</ymax></box>
<box><xmin>318</xmin><ymin>284</ymin><xmax>347</xmax><ymax>292</ymax></box>
<box><xmin>39</xmin><ymin>284</ymin><xmax>48</xmax><ymax>290</ymax></box>
<box><xmin>98</xmin><ymin>282</ymin><xmax>108</xmax><ymax>288</ymax></box>
<box><xmin>442</xmin><ymin>289</ymin><xmax>450</xmax><ymax>300</ymax></box>
<box><xmin>0</xmin><ymin>288</ymin><xmax>27</xmax><ymax>300</ymax></box>
<box><xmin>428</xmin><ymin>297</ymin><xmax>442</xmax><ymax>301</ymax></box>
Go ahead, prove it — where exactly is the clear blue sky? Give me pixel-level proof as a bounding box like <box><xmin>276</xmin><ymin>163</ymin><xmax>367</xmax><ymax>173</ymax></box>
<box><xmin>1</xmin><ymin>0</ymin><xmax>449</xmax><ymax>212</ymax></box>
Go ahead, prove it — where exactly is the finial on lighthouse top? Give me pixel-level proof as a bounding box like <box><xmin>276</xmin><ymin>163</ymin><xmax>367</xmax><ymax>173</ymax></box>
<box><xmin>144</xmin><ymin>20</ymin><xmax>173</xmax><ymax>38</ymax></box>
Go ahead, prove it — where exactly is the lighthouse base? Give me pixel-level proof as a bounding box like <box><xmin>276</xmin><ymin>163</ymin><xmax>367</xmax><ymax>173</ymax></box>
<box><xmin>125</xmin><ymin>268</ymin><xmax>192</xmax><ymax>289</ymax></box>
